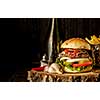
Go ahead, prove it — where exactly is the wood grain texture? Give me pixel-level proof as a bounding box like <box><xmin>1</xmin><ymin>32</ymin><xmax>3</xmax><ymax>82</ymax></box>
<box><xmin>27</xmin><ymin>69</ymin><xmax>100</xmax><ymax>82</ymax></box>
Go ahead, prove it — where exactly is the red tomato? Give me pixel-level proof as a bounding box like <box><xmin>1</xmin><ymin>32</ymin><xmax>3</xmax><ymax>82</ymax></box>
<box><xmin>73</xmin><ymin>49</ymin><xmax>79</xmax><ymax>54</ymax></box>
<box><xmin>72</xmin><ymin>61</ymin><xmax>92</xmax><ymax>67</ymax></box>
<box><xmin>64</xmin><ymin>49</ymin><xmax>69</xmax><ymax>53</ymax></box>
<box><xmin>32</xmin><ymin>66</ymin><xmax>45</xmax><ymax>71</ymax></box>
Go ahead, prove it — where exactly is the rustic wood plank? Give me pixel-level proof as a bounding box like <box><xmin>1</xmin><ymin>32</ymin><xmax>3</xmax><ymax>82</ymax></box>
<box><xmin>27</xmin><ymin>69</ymin><xmax>100</xmax><ymax>82</ymax></box>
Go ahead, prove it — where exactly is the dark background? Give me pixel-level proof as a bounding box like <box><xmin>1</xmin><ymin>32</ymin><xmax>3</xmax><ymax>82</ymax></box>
<box><xmin>0</xmin><ymin>18</ymin><xmax>100</xmax><ymax>81</ymax></box>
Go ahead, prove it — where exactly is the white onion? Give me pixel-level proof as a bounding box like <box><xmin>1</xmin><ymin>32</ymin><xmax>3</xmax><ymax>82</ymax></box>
<box><xmin>60</xmin><ymin>57</ymin><xmax>71</xmax><ymax>61</ymax></box>
<box><xmin>66</xmin><ymin>58</ymin><xmax>89</xmax><ymax>62</ymax></box>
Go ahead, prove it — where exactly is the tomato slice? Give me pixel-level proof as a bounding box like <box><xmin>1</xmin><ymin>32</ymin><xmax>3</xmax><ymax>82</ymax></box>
<box><xmin>72</xmin><ymin>61</ymin><xmax>92</xmax><ymax>67</ymax></box>
<box><xmin>73</xmin><ymin>49</ymin><xmax>79</xmax><ymax>54</ymax></box>
<box><xmin>64</xmin><ymin>49</ymin><xmax>79</xmax><ymax>56</ymax></box>
<box><xmin>32</xmin><ymin>66</ymin><xmax>45</xmax><ymax>71</ymax></box>
<box><xmin>64</xmin><ymin>49</ymin><xmax>69</xmax><ymax>53</ymax></box>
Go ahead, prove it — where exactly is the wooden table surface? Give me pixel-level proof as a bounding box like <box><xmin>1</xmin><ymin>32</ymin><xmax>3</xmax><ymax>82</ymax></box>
<box><xmin>27</xmin><ymin>69</ymin><xmax>100</xmax><ymax>82</ymax></box>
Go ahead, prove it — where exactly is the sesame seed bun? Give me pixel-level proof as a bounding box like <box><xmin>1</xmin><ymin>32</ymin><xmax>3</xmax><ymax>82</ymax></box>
<box><xmin>61</xmin><ymin>38</ymin><xmax>91</xmax><ymax>50</ymax></box>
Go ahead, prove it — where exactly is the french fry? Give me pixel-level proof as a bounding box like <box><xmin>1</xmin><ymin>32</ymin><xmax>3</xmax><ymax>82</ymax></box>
<box><xmin>98</xmin><ymin>38</ymin><xmax>100</xmax><ymax>42</ymax></box>
<box><xmin>85</xmin><ymin>35</ymin><xmax>100</xmax><ymax>44</ymax></box>
<box><xmin>85</xmin><ymin>37</ymin><xmax>94</xmax><ymax>44</ymax></box>
<box><xmin>91</xmin><ymin>36</ymin><xmax>93</xmax><ymax>40</ymax></box>
<box><xmin>92</xmin><ymin>35</ymin><xmax>100</xmax><ymax>44</ymax></box>
<box><xmin>85</xmin><ymin>37</ymin><xmax>92</xmax><ymax>44</ymax></box>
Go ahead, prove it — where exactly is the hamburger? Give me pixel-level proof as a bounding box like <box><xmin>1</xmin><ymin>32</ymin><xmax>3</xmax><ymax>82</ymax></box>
<box><xmin>55</xmin><ymin>38</ymin><xmax>93</xmax><ymax>73</ymax></box>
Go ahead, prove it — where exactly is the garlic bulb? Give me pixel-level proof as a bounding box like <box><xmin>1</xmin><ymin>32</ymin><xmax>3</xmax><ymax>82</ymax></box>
<box><xmin>48</xmin><ymin>63</ymin><xmax>62</xmax><ymax>74</ymax></box>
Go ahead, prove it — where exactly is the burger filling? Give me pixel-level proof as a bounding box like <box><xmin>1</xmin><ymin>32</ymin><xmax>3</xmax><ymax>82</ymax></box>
<box><xmin>56</xmin><ymin>48</ymin><xmax>92</xmax><ymax>72</ymax></box>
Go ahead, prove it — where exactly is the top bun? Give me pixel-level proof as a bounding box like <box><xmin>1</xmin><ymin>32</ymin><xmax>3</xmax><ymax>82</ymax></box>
<box><xmin>61</xmin><ymin>38</ymin><xmax>91</xmax><ymax>50</ymax></box>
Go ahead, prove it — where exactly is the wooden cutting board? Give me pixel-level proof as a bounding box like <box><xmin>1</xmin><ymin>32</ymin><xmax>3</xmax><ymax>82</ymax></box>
<box><xmin>27</xmin><ymin>69</ymin><xmax>100</xmax><ymax>82</ymax></box>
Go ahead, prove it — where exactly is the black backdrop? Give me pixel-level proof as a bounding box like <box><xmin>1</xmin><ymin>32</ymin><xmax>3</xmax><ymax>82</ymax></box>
<box><xmin>32</xmin><ymin>18</ymin><xmax>100</xmax><ymax>61</ymax></box>
<box><xmin>0</xmin><ymin>18</ymin><xmax>100</xmax><ymax>81</ymax></box>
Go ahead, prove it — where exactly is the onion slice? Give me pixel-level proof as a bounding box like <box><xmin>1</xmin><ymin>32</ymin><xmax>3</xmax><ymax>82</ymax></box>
<box><xmin>66</xmin><ymin>58</ymin><xmax>89</xmax><ymax>62</ymax></box>
<box><xmin>60</xmin><ymin>57</ymin><xmax>71</xmax><ymax>61</ymax></box>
